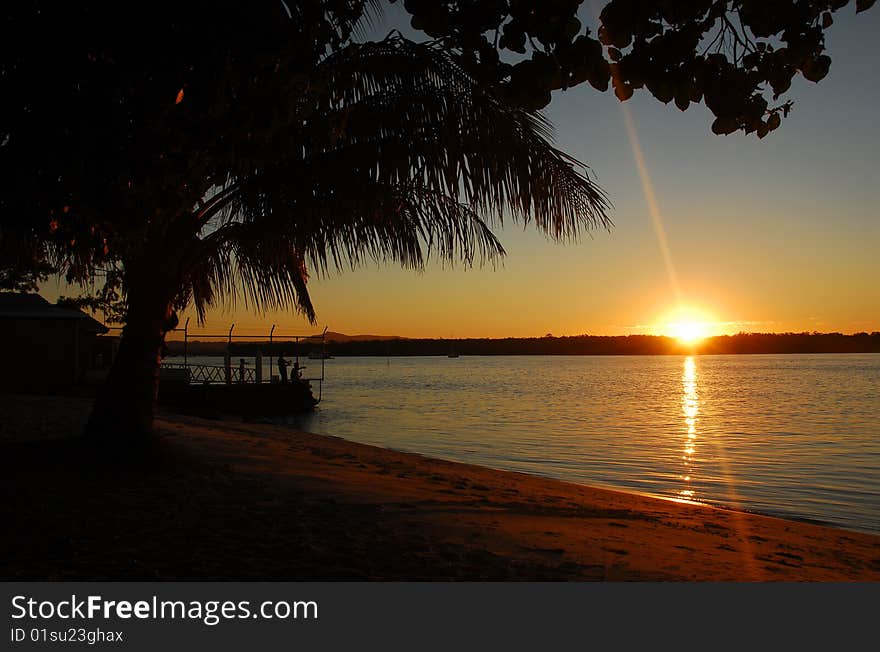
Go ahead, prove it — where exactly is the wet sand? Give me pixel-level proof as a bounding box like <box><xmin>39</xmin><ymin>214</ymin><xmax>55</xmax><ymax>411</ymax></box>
<box><xmin>2</xmin><ymin>399</ymin><xmax>878</xmax><ymax>580</ymax></box>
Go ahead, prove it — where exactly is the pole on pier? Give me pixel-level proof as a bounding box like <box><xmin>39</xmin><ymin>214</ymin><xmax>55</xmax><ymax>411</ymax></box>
<box><xmin>183</xmin><ymin>317</ymin><xmax>190</xmax><ymax>370</ymax></box>
<box><xmin>269</xmin><ymin>324</ymin><xmax>276</xmax><ymax>383</ymax></box>
<box><xmin>224</xmin><ymin>323</ymin><xmax>235</xmax><ymax>384</ymax></box>
<box><xmin>321</xmin><ymin>326</ymin><xmax>328</xmax><ymax>390</ymax></box>
<box><xmin>255</xmin><ymin>349</ymin><xmax>263</xmax><ymax>384</ymax></box>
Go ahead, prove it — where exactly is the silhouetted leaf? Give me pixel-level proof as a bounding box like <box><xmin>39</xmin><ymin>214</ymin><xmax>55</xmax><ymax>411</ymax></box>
<box><xmin>614</xmin><ymin>81</ymin><xmax>633</xmax><ymax>101</ymax></box>
<box><xmin>563</xmin><ymin>17</ymin><xmax>581</xmax><ymax>40</ymax></box>
<box><xmin>802</xmin><ymin>55</ymin><xmax>831</xmax><ymax>83</ymax></box>
<box><xmin>711</xmin><ymin>116</ymin><xmax>738</xmax><ymax>135</ymax></box>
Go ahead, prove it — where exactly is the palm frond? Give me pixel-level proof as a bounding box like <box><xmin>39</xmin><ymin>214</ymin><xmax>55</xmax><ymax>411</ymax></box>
<box><xmin>180</xmin><ymin>222</ymin><xmax>314</xmax><ymax>324</ymax></box>
<box><xmin>181</xmin><ymin>36</ymin><xmax>611</xmax><ymax>323</ymax></box>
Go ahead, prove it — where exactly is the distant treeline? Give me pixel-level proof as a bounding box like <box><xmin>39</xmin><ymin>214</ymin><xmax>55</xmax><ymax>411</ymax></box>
<box><xmin>165</xmin><ymin>332</ymin><xmax>880</xmax><ymax>357</ymax></box>
<box><xmin>683</xmin><ymin>332</ymin><xmax>880</xmax><ymax>355</ymax></box>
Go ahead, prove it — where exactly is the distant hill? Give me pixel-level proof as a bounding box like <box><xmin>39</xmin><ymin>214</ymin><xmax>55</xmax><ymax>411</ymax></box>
<box><xmin>324</xmin><ymin>332</ymin><xmax>406</xmax><ymax>342</ymax></box>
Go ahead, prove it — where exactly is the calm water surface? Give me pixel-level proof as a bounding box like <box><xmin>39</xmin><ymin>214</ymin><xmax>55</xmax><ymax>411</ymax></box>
<box><xmin>184</xmin><ymin>353</ymin><xmax>879</xmax><ymax>533</ymax></box>
<box><xmin>279</xmin><ymin>354</ymin><xmax>880</xmax><ymax>534</ymax></box>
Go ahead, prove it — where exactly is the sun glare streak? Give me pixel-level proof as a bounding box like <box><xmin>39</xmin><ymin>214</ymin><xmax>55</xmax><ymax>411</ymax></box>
<box><xmin>620</xmin><ymin>104</ymin><xmax>719</xmax><ymax>345</ymax></box>
<box><xmin>613</xmin><ymin>81</ymin><xmax>731</xmax><ymax>346</ymax></box>
<box><xmin>620</xmin><ymin>105</ymin><xmax>682</xmax><ymax>305</ymax></box>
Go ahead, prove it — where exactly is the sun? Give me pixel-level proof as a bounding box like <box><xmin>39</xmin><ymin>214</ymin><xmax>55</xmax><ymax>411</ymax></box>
<box><xmin>668</xmin><ymin>320</ymin><xmax>709</xmax><ymax>345</ymax></box>
<box><xmin>658</xmin><ymin>307</ymin><xmax>715</xmax><ymax>346</ymax></box>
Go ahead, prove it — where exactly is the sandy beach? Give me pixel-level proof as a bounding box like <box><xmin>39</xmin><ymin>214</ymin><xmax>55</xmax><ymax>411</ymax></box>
<box><xmin>2</xmin><ymin>395</ymin><xmax>878</xmax><ymax>581</ymax></box>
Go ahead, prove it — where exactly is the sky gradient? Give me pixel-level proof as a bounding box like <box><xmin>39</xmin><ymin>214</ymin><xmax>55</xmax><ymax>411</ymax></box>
<box><xmin>40</xmin><ymin>4</ymin><xmax>880</xmax><ymax>339</ymax></box>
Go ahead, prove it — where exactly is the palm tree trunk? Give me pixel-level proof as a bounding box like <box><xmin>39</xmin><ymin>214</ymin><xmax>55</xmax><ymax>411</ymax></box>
<box><xmin>86</xmin><ymin>276</ymin><xmax>176</xmax><ymax>448</ymax></box>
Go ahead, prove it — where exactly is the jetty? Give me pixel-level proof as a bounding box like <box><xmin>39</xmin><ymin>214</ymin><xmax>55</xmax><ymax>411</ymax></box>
<box><xmin>155</xmin><ymin>321</ymin><xmax>329</xmax><ymax>417</ymax></box>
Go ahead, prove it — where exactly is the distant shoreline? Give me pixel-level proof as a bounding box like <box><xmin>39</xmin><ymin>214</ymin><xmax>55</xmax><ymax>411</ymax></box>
<box><xmin>166</xmin><ymin>332</ymin><xmax>880</xmax><ymax>357</ymax></box>
<box><xmin>166</xmin><ymin>350</ymin><xmax>880</xmax><ymax>357</ymax></box>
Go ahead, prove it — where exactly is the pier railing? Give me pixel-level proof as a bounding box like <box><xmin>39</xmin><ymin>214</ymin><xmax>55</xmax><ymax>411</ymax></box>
<box><xmin>106</xmin><ymin>321</ymin><xmax>329</xmax><ymax>403</ymax></box>
<box><xmin>160</xmin><ymin>363</ymin><xmax>258</xmax><ymax>385</ymax></box>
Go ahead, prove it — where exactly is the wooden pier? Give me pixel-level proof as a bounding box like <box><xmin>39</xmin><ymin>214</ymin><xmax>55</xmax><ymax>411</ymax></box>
<box><xmin>155</xmin><ymin>322</ymin><xmax>329</xmax><ymax>417</ymax></box>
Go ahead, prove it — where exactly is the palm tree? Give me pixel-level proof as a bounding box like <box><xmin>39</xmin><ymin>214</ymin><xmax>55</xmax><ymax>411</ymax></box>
<box><xmin>86</xmin><ymin>35</ymin><xmax>611</xmax><ymax>443</ymax></box>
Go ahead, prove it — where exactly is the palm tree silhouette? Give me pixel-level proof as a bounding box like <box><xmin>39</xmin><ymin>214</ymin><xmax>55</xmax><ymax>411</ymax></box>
<box><xmin>88</xmin><ymin>36</ymin><xmax>611</xmax><ymax>441</ymax></box>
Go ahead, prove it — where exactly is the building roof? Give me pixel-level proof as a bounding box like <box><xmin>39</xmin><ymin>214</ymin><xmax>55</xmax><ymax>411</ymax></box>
<box><xmin>0</xmin><ymin>293</ymin><xmax>108</xmax><ymax>333</ymax></box>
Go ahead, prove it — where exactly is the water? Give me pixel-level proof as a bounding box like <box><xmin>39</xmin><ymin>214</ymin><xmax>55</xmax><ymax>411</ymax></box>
<box><xmin>178</xmin><ymin>353</ymin><xmax>880</xmax><ymax>533</ymax></box>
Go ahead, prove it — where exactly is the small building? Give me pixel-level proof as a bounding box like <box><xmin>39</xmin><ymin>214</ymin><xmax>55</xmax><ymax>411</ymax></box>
<box><xmin>0</xmin><ymin>293</ymin><xmax>109</xmax><ymax>392</ymax></box>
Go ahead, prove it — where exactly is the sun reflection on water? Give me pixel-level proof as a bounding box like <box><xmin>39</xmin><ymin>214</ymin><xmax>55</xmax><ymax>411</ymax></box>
<box><xmin>680</xmin><ymin>356</ymin><xmax>699</xmax><ymax>500</ymax></box>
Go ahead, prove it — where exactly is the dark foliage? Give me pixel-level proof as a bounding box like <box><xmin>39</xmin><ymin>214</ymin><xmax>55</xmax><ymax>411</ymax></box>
<box><xmin>0</xmin><ymin>1</ymin><xmax>609</xmax><ymax>436</ymax></box>
<box><xmin>395</xmin><ymin>0</ymin><xmax>874</xmax><ymax>135</ymax></box>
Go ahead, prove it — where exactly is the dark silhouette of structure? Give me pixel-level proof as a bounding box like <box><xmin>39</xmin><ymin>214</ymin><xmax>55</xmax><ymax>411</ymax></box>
<box><xmin>0</xmin><ymin>293</ymin><xmax>108</xmax><ymax>391</ymax></box>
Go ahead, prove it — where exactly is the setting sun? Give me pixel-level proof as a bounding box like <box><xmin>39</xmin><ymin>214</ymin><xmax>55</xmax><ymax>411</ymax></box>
<box><xmin>669</xmin><ymin>320</ymin><xmax>709</xmax><ymax>344</ymax></box>
<box><xmin>658</xmin><ymin>307</ymin><xmax>716</xmax><ymax>345</ymax></box>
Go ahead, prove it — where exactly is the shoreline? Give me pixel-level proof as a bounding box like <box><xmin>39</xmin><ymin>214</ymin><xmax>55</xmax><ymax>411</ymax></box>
<box><xmin>300</xmin><ymin>433</ymin><xmax>864</xmax><ymax>536</ymax></box>
<box><xmin>156</xmin><ymin>413</ymin><xmax>880</xmax><ymax>580</ymax></box>
<box><xmin>3</xmin><ymin>397</ymin><xmax>878</xmax><ymax>580</ymax></box>
<box><xmin>301</xmin><ymin>439</ymin><xmax>868</xmax><ymax>537</ymax></box>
